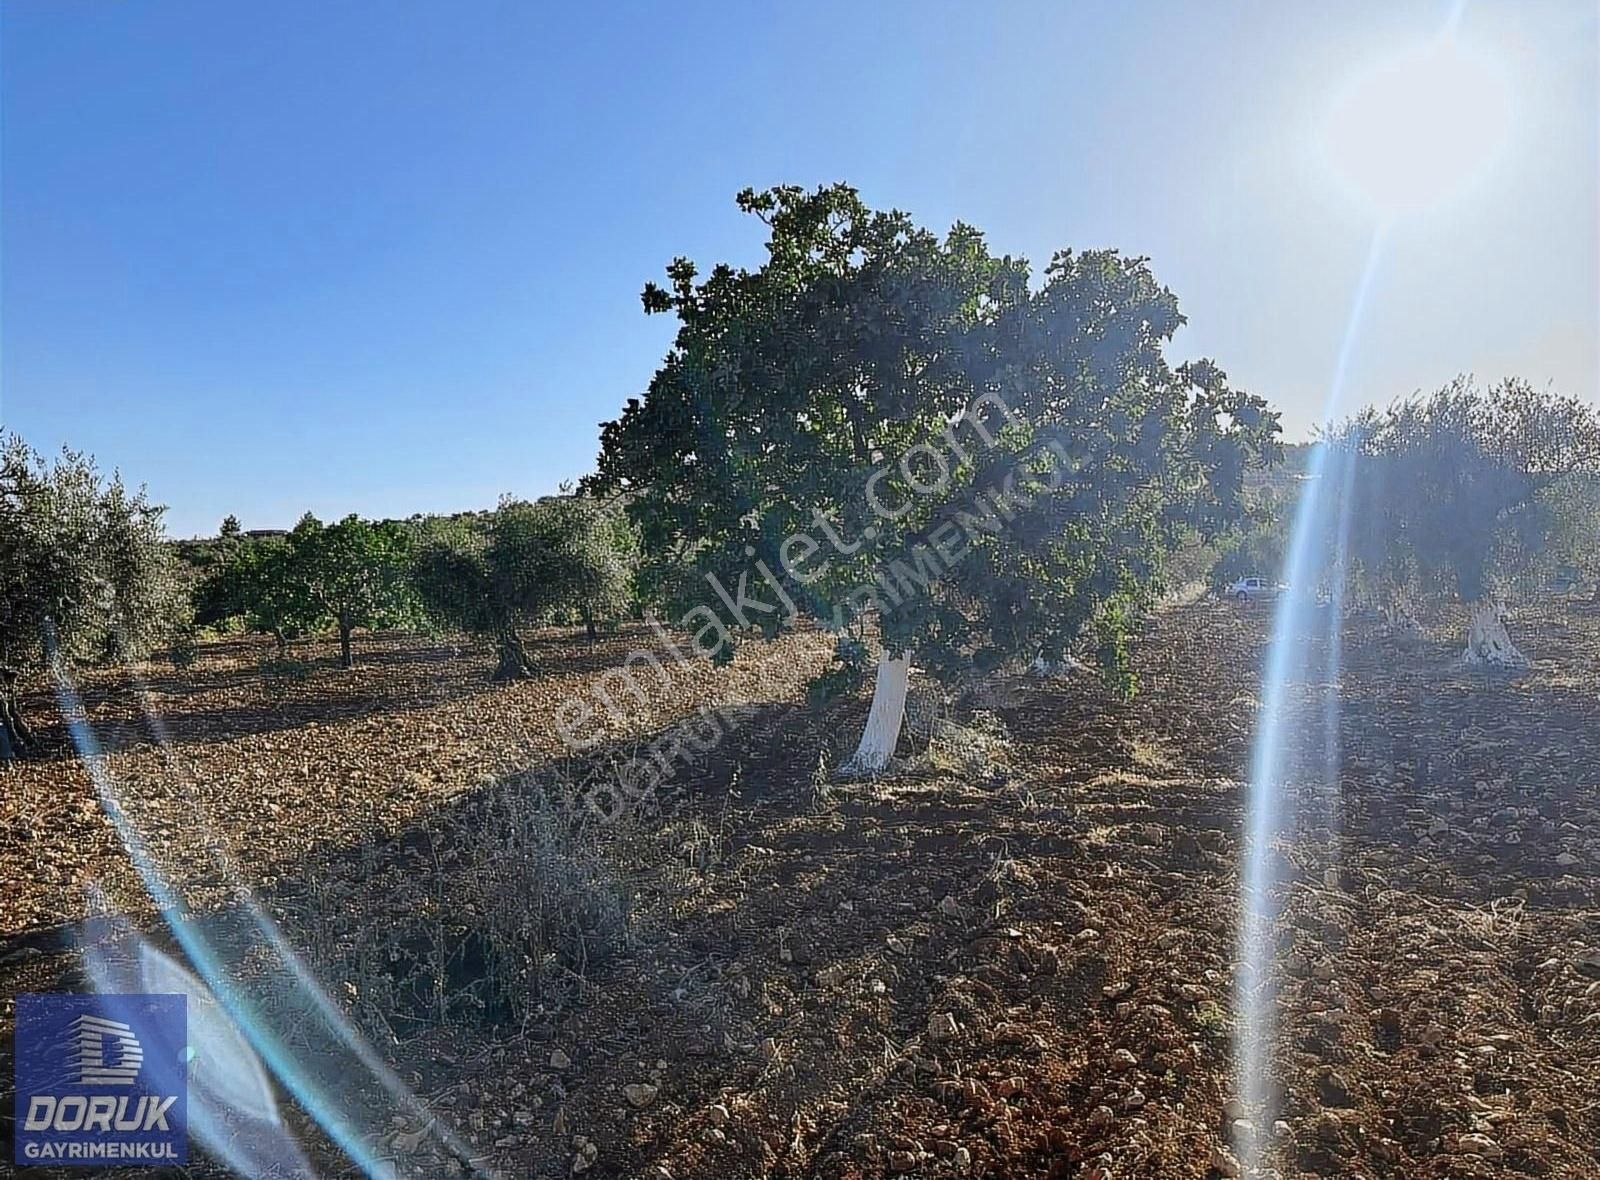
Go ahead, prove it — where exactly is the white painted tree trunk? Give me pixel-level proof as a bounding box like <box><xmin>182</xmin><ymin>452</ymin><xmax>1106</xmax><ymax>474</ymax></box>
<box><xmin>1462</xmin><ymin>600</ymin><xmax>1528</xmax><ymax>668</ymax></box>
<box><xmin>838</xmin><ymin>652</ymin><xmax>911</xmax><ymax>776</ymax></box>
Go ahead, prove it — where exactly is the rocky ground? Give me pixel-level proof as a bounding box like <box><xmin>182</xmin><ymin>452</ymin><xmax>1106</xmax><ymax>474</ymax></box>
<box><xmin>2</xmin><ymin>601</ymin><xmax>1598</xmax><ymax>1178</ymax></box>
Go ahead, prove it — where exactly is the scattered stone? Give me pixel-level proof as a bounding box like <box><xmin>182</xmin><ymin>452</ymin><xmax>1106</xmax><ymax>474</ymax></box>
<box><xmin>1221</xmin><ymin>1097</ymin><xmax>1246</xmax><ymax>1123</ymax></box>
<box><xmin>1110</xmin><ymin>1048</ymin><xmax>1138</xmax><ymax>1071</ymax></box>
<box><xmin>550</xmin><ymin>1049</ymin><xmax>572</xmax><ymax>1071</ymax></box>
<box><xmin>993</xmin><ymin>1022</ymin><xmax>1031</xmax><ymax>1045</ymax></box>
<box><xmin>1459</xmin><ymin>1133</ymin><xmax>1504</xmax><ymax>1160</ymax></box>
<box><xmin>1317</xmin><ymin>1067</ymin><xmax>1355</xmax><ymax>1107</ymax></box>
<box><xmin>815</xmin><ymin>963</ymin><xmax>851</xmax><ymax>987</ymax></box>
<box><xmin>1088</xmin><ymin>1105</ymin><xmax>1115</xmax><ymax>1129</ymax></box>
<box><xmin>708</xmin><ymin>1103</ymin><xmax>730</xmax><ymax>1127</ymax></box>
<box><xmin>1211</xmin><ymin>1145</ymin><xmax>1242</xmax><ymax>1177</ymax></box>
<box><xmin>571</xmin><ymin>1135</ymin><xmax>598</xmax><ymax>1174</ymax></box>
<box><xmin>994</xmin><ymin>1076</ymin><xmax>1026</xmax><ymax>1098</ymax></box>
<box><xmin>939</xmin><ymin>894</ymin><xmax>962</xmax><ymax>918</ymax></box>
<box><xmin>953</xmin><ymin>1146</ymin><xmax>972</xmax><ymax>1170</ymax></box>
<box><xmin>623</xmin><ymin>1083</ymin><xmax>659</xmax><ymax>1109</ymax></box>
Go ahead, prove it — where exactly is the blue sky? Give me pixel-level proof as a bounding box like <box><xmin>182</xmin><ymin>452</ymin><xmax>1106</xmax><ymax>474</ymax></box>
<box><xmin>2</xmin><ymin>1</ymin><xmax>1595</xmax><ymax>536</ymax></box>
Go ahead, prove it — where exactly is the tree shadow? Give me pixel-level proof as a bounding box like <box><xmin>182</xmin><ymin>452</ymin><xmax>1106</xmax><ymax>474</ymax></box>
<box><xmin>0</xmin><ymin>694</ymin><xmax>832</xmax><ymax>1178</ymax></box>
<box><xmin>11</xmin><ymin>625</ymin><xmax>677</xmax><ymax>757</ymax></box>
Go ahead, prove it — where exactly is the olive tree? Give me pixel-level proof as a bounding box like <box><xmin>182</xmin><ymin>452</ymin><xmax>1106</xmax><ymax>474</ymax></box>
<box><xmin>0</xmin><ymin>432</ymin><xmax>184</xmax><ymax>760</ymax></box>
<box><xmin>1334</xmin><ymin>378</ymin><xmax>1600</xmax><ymax>665</ymax></box>
<box><xmin>1538</xmin><ymin>473</ymin><xmax>1600</xmax><ymax>602</ymax></box>
<box><xmin>412</xmin><ymin>495</ymin><xmax>636</xmax><ymax>678</ymax></box>
<box><xmin>513</xmin><ymin>494</ymin><xmax>637</xmax><ymax>640</ymax></box>
<box><xmin>590</xmin><ymin>184</ymin><xmax>1279</xmax><ymax>773</ymax></box>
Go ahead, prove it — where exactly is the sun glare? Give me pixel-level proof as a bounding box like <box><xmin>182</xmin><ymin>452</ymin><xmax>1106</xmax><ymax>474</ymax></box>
<box><xmin>1320</xmin><ymin>35</ymin><xmax>1512</xmax><ymax>216</ymax></box>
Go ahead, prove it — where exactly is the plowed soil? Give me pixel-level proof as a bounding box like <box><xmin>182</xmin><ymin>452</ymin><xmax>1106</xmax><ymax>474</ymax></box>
<box><xmin>3</xmin><ymin>602</ymin><xmax>1598</xmax><ymax>1179</ymax></box>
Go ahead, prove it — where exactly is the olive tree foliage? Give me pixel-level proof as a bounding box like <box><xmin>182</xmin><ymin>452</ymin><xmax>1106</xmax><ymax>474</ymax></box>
<box><xmin>0</xmin><ymin>432</ymin><xmax>184</xmax><ymax>760</ymax></box>
<box><xmin>589</xmin><ymin>184</ymin><xmax>1279</xmax><ymax>771</ymax></box>
<box><xmin>515</xmin><ymin>494</ymin><xmax>638</xmax><ymax>639</ymax></box>
<box><xmin>1328</xmin><ymin>378</ymin><xmax>1600</xmax><ymax>657</ymax></box>
<box><xmin>411</xmin><ymin>496</ymin><xmax>637</xmax><ymax>679</ymax></box>
<box><xmin>1537</xmin><ymin>473</ymin><xmax>1600</xmax><ymax>601</ymax></box>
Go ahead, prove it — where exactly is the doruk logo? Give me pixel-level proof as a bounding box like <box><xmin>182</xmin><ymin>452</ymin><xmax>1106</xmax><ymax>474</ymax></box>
<box><xmin>13</xmin><ymin>994</ymin><xmax>188</xmax><ymax>1166</ymax></box>
<box><xmin>70</xmin><ymin>1013</ymin><xmax>145</xmax><ymax>1086</ymax></box>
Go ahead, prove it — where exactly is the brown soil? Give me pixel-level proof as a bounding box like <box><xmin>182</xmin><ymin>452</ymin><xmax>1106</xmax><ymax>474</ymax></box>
<box><xmin>2</xmin><ymin>603</ymin><xmax>1598</xmax><ymax>1178</ymax></box>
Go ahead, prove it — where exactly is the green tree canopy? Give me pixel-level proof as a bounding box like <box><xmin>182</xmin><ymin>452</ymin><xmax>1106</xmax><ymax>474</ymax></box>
<box><xmin>412</xmin><ymin>495</ymin><xmax>637</xmax><ymax>678</ymax></box>
<box><xmin>1334</xmin><ymin>378</ymin><xmax>1600</xmax><ymax>606</ymax></box>
<box><xmin>590</xmin><ymin>184</ymin><xmax>1279</xmax><ymax>770</ymax></box>
<box><xmin>0</xmin><ymin>431</ymin><xmax>184</xmax><ymax>759</ymax></box>
<box><xmin>287</xmin><ymin>513</ymin><xmax>418</xmax><ymax>667</ymax></box>
<box><xmin>194</xmin><ymin>513</ymin><xmax>418</xmax><ymax>666</ymax></box>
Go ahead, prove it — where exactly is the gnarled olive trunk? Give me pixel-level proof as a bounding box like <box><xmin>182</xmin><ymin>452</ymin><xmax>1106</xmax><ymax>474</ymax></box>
<box><xmin>0</xmin><ymin>672</ymin><xmax>38</xmax><ymax>762</ymax></box>
<box><xmin>492</xmin><ymin>626</ymin><xmax>537</xmax><ymax>681</ymax></box>
<box><xmin>338</xmin><ymin>610</ymin><xmax>354</xmax><ymax>669</ymax></box>
<box><xmin>1462</xmin><ymin>600</ymin><xmax>1528</xmax><ymax>668</ymax></box>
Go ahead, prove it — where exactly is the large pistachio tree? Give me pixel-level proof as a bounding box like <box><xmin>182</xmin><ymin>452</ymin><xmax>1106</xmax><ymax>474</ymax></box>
<box><xmin>592</xmin><ymin>184</ymin><xmax>1278</xmax><ymax>772</ymax></box>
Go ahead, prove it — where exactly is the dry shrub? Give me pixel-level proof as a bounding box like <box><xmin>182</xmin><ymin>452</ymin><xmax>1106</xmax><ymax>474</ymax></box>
<box><xmin>924</xmin><ymin>709</ymin><xmax>1012</xmax><ymax>778</ymax></box>
<box><xmin>302</xmin><ymin>782</ymin><xmax>636</xmax><ymax>1038</ymax></box>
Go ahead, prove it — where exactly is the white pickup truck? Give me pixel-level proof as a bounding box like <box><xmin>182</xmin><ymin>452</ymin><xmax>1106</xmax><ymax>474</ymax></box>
<box><xmin>1226</xmin><ymin>575</ymin><xmax>1284</xmax><ymax>602</ymax></box>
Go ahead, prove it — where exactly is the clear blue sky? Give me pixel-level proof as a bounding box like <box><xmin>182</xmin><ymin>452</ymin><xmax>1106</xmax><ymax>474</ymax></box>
<box><xmin>3</xmin><ymin>1</ymin><xmax>1595</xmax><ymax>536</ymax></box>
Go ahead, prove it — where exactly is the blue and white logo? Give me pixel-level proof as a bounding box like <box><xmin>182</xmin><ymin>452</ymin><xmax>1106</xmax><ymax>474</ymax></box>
<box><xmin>14</xmin><ymin>993</ymin><xmax>187</xmax><ymax>1166</ymax></box>
<box><xmin>68</xmin><ymin>1013</ymin><xmax>145</xmax><ymax>1085</ymax></box>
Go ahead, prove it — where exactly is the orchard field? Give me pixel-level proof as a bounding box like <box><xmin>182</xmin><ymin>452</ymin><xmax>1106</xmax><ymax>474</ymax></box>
<box><xmin>3</xmin><ymin>598</ymin><xmax>1598</xmax><ymax>1179</ymax></box>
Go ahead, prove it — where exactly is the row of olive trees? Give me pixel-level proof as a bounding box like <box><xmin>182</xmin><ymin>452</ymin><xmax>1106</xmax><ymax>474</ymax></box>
<box><xmin>0</xmin><ymin>432</ymin><xmax>185</xmax><ymax>759</ymax></box>
<box><xmin>0</xmin><ymin>437</ymin><xmax>639</xmax><ymax>760</ymax></box>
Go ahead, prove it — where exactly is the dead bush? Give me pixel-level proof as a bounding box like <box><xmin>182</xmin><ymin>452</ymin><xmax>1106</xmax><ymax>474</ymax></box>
<box><xmin>301</xmin><ymin>784</ymin><xmax>634</xmax><ymax>1037</ymax></box>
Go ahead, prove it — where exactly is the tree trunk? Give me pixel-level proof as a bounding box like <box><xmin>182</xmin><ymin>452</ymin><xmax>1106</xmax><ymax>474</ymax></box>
<box><xmin>492</xmin><ymin>628</ymin><xmax>537</xmax><ymax>680</ymax></box>
<box><xmin>1462</xmin><ymin>600</ymin><xmax>1528</xmax><ymax>668</ymax></box>
<box><xmin>582</xmin><ymin>607</ymin><xmax>598</xmax><ymax>643</ymax></box>
<box><xmin>339</xmin><ymin>611</ymin><xmax>354</xmax><ymax>669</ymax></box>
<box><xmin>0</xmin><ymin>679</ymin><xmax>38</xmax><ymax>762</ymax></box>
<box><xmin>837</xmin><ymin>652</ymin><xmax>911</xmax><ymax>777</ymax></box>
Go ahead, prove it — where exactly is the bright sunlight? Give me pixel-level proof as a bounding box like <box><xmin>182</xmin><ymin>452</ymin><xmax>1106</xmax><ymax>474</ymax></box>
<box><xmin>1321</xmin><ymin>32</ymin><xmax>1513</xmax><ymax>216</ymax></box>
